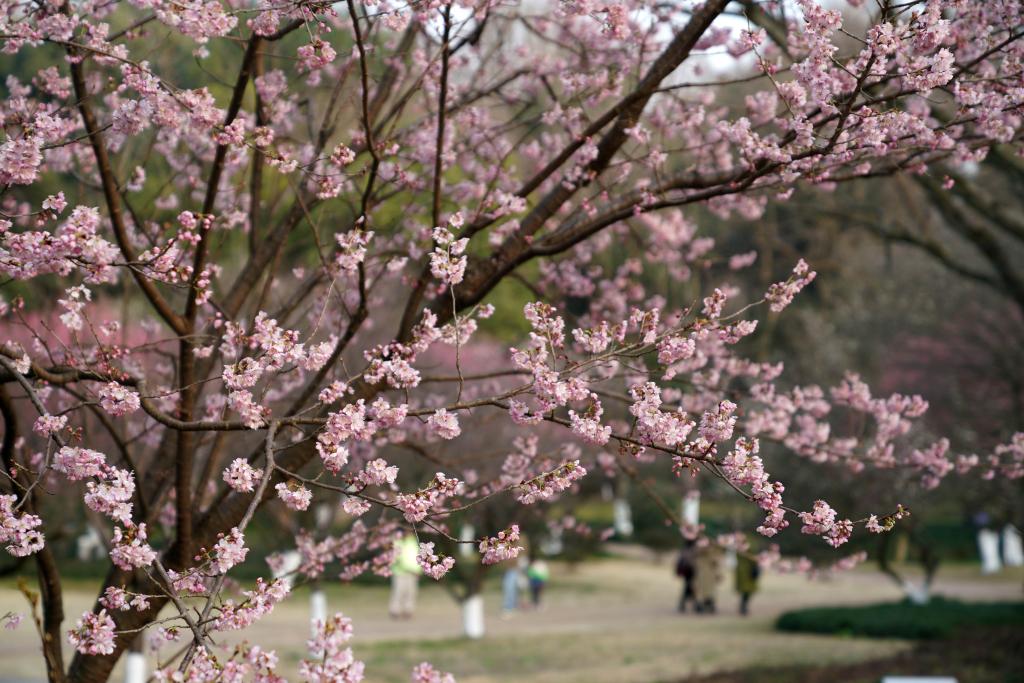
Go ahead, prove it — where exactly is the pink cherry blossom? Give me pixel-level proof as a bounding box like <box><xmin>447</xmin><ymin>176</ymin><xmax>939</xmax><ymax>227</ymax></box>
<box><xmin>417</xmin><ymin>542</ymin><xmax>456</xmax><ymax>580</ymax></box>
<box><xmin>276</xmin><ymin>482</ymin><xmax>312</xmax><ymax>511</ymax></box>
<box><xmin>223</xmin><ymin>458</ymin><xmax>260</xmax><ymax>493</ymax></box>
<box><xmin>0</xmin><ymin>495</ymin><xmax>45</xmax><ymax>557</ymax></box>
<box><xmin>33</xmin><ymin>414</ymin><xmax>67</xmax><ymax>437</ymax></box>
<box><xmin>98</xmin><ymin>383</ymin><xmax>140</xmax><ymax>417</ymax></box>
<box><xmin>110</xmin><ymin>524</ymin><xmax>157</xmax><ymax>571</ymax></box>
<box><xmin>427</xmin><ymin>409</ymin><xmax>461</xmax><ymax>440</ymax></box>
<box><xmin>412</xmin><ymin>662</ymin><xmax>457</xmax><ymax>683</ymax></box>
<box><xmin>68</xmin><ymin>610</ymin><xmax>116</xmax><ymax>656</ymax></box>
<box><xmin>54</xmin><ymin>447</ymin><xmax>106</xmax><ymax>481</ymax></box>
<box><xmin>479</xmin><ymin>525</ymin><xmax>523</xmax><ymax>565</ymax></box>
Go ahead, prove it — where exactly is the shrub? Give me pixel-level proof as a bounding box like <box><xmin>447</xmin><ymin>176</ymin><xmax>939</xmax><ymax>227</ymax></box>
<box><xmin>775</xmin><ymin>598</ymin><xmax>1024</xmax><ymax>640</ymax></box>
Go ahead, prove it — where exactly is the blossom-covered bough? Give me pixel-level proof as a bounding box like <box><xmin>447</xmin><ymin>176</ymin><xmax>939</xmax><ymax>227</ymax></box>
<box><xmin>0</xmin><ymin>0</ymin><xmax>1022</xmax><ymax>680</ymax></box>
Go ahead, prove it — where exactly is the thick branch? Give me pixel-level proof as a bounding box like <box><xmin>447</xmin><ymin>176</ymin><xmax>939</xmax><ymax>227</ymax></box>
<box><xmin>398</xmin><ymin>0</ymin><xmax>730</xmax><ymax>338</ymax></box>
<box><xmin>67</xmin><ymin>54</ymin><xmax>187</xmax><ymax>336</ymax></box>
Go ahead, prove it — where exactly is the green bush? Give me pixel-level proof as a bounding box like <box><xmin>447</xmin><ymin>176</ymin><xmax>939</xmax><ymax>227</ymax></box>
<box><xmin>776</xmin><ymin>597</ymin><xmax>1024</xmax><ymax>640</ymax></box>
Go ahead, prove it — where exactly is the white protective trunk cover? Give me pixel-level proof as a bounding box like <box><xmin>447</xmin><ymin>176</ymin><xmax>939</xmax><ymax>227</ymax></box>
<box><xmin>462</xmin><ymin>594</ymin><xmax>485</xmax><ymax>639</ymax></box>
<box><xmin>1002</xmin><ymin>525</ymin><xmax>1024</xmax><ymax>566</ymax></box>
<box><xmin>124</xmin><ymin>652</ymin><xmax>146</xmax><ymax>683</ymax></box>
<box><xmin>978</xmin><ymin>529</ymin><xmax>1002</xmax><ymax>574</ymax></box>
<box><xmin>310</xmin><ymin>589</ymin><xmax>328</xmax><ymax>654</ymax></box>
<box><xmin>682</xmin><ymin>492</ymin><xmax>701</xmax><ymax>527</ymax></box>
<box><xmin>613</xmin><ymin>498</ymin><xmax>634</xmax><ymax>537</ymax></box>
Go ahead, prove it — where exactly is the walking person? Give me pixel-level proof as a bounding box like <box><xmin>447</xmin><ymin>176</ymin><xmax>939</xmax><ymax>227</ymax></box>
<box><xmin>694</xmin><ymin>544</ymin><xmax>723</xmax><ymax>614</ymax></box>
<box><xmin>501</xmin><ymin>534</ymin><xmax>530</xmax><ymax>617</ymax></box>
<box><xmin>526</xmin><ymin>556</ymin><xmax>550</xmax><ymax>609</ymax></box>
<box><xmin>676</xmin><ymin>540</ymin><xmax>698</xmax><ymax>613</ymax></box>
<box><xmin>735</xmin><ymin>553</ymin><xmax>760</xmax><ymax>615</ymax></box>
<box><xmin>389</xmin><ymin>532</ymin><xmax>421</xmax><ymax>619</ymax></box>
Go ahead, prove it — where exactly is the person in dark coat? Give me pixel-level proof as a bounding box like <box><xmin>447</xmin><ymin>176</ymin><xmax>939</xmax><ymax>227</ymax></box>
<box><xmin>675</xmin><ymin>540</ymin><xmax>698</xmax><ymax>613</ymax></box>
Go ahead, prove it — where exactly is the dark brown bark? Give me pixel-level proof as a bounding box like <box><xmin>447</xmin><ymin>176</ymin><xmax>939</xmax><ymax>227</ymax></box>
<box><xmin>0</xmin><ymin>388</ymin><xmax>67</xmax><ymax>683</ymax></box>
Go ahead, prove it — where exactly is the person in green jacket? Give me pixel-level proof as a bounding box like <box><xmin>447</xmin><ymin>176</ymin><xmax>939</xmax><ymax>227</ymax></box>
<box><xmin>526</xmin><ymin>556</ymin><xmax>550</xmax><ymax>609</ymax></box>
<box><xmin>734</xmin><ymin>553</ymin><xmax>761</xmax><ymax>616</ymax></box>
<box><xmin>389</xmin><ymin>533</ymin><xmax>422</xmax><ymax>619</ymax></box>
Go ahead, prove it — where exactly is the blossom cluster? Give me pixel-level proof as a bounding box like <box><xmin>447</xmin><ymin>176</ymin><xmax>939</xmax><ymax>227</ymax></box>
<box><xmin>479</xmin><ymin>525</ymin><xmax>523</xmax><ymax>565</ymax></box>
<box><xmin>395</xmin><ymin>473</ymin><xmax>462</xmax><ymax>523</ymax></box>
<box><xmin>301</xmin><ymin>613</ymin><xmax>365</xmax><ymax>682</ymax></box>
<box><xmin>429</xmin><ymin>214</ymin><xmax>469</xmax><ymax>286</ymax></box>
<box><xmin>417</xmin><ymin>542</ymin><xmax>456</xmax><ymax>580</ymax></box>
<box><xmin>0</xmin><ymin>494</ymin><xmax>44</xmax><ymax>557</ymax></box>
<box><xmin>515</xmin><ymin>461</ymin><xmax>588</xmax><ymax>504</ymax></box>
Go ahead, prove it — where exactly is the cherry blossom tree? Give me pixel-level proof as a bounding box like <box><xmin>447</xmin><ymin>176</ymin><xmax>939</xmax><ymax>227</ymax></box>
<box><xmin>0</xmin><ymin>0</ymin><xmax>1022</xmax><ymax>681</ymax></box>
